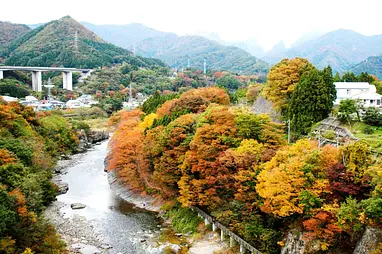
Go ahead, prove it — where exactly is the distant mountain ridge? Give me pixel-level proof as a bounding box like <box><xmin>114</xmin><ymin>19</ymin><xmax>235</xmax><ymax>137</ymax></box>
<box><xmin>82</xmin><ymin>22</ymin><xmax>269</xmax><ymax>75</ymax></box>
<box><xmin>81</xmin><ymin>22</ymin><xmax>174</xmax><ymax>50</ymax></box>
<box><xmin>0</xmin><ymin>16</ymin><xmax>165</xmax><ymax>69</ymax></box>
<box><xmin>350</xmin><ymin>55</ymin><xmax>382</xmax><ymax>79</ymax></box>
<box><xmin>262</xmin><ymin>29</ymin><xmax>382</xmax><ymax>73</ymax></box>
<box><xmin>0</xmin><ymin>21</ymin><xmax>30</xmax><ymax>46</ymax></box>
<box><xmin>135</xmin><ymin>34</ymin><xmax>269</xmax><ymax>75</ymax></box>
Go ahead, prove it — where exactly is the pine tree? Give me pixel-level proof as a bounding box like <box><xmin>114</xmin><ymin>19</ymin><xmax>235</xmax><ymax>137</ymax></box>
<box><xmin>333</xmin><ymin>72</ymin><xmax>341</xmax><ymax>82</ymax></box>
<box><xmin>288</xmin><ymin>69</ymin><xmax>333</xmax><ymax>137</ymax></box>
<box><xmin>321</xmin><ymin>66</ymin><xmax>336</xmax><ymax>106</ymax></box>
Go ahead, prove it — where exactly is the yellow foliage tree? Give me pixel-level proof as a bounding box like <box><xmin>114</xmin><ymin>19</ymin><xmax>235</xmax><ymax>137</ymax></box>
<box><xmin>263</xmin><ymin>57</ymin><xmax>315</xmax><ymax>113</ymax></box>
<box><xmin>256</xmin><ymin>140</ymin><xmax>339</xmax><ymax>217</ymax></box>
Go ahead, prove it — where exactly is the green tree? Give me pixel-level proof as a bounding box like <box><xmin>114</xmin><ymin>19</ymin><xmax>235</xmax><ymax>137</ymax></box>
<box><xmin>338</xmin><ymin>99</ymin><xmax>359</xmax><ymax>124</ymax></box>
<box><xmin>341</xmin><ymin>72</ymin><xmax>358</xmax><ymax>82</ymax></box>
<box><xmin>321</xmin><ymin>66</ymin><xmax>337</xmax><ymax>103</ymax></box>
<box><xmin>216</xmin><ymin>74</ymin><xmax>243</xmax><ymax>90</ymax></box>
<box><xmin>363</xmin><ymin>107</ymin><xmax>382</xmax><ymax>126</ymax></box>
<box><xmin>357</xmin><ymin>72</ymin><xmax>375</xmax><ymax>83</ymax></box>
<box><xmin>333</xmin><ymin>72</ymin><xmax>341</xmax><ymax>82</ymax></box>
<box><xmin>288</xmin><ymin>68</ymin><xmax>334</xmax><ymax>136</ymax></box>
<box><xmin>0</xmin><ymin>79</ymin><xmax>30</xmax><ymax>98</ymax></box>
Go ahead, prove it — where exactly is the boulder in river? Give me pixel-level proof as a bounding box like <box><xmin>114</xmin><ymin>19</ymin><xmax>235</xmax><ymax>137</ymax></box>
<box><xmin>71</xmin><ymin>203</ymin><xmax>86</xmax><ymax>209</ymax></box>
<box><xmin>56</xmin><ymin>182</ymin><xmax>69</xmax><ymax>195</ymax></box>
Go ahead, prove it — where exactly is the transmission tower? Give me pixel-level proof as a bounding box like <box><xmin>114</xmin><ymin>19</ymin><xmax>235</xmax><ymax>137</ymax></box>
<box><xmin>74</xmin><ymin>31</ymin><xmax>79</xmax><ymax>55</ymax></box>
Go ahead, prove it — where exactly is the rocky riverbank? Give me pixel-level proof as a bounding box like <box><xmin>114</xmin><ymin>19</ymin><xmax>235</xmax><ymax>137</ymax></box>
<box><xmin>107</xmin><ymin>170</ymin><xmax>162</xmax><ymax>212</ymax></box>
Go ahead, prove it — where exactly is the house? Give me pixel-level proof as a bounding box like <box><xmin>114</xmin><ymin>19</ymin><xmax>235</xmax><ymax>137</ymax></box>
<box><xmin>0</xmin><ymin>95</ymin><xmax>18</xmax><ymax>102</ymax></box>
<box><xmin>334</xmin><ymin>82</ymin><xmax>382</xmax><ymax>107</ymax></box>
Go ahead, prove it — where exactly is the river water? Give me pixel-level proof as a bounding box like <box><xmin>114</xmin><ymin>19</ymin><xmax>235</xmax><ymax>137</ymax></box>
<box><xmin>55</xmin><ymin>141</ymin><xmax>163</xmax><ymax>254</ymax></box>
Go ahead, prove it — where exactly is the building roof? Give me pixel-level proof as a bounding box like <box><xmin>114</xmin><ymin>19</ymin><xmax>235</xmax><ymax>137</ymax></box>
<box><xmin>334</xmin><ymin>82</ymin><xmax>371</xmax><ymax>89</ymax></box>
<box><xmin>352</xmin><ymin>91</ymin><xmax>382</xmax><ymax>100</ymax></box>
<box><xmin>1</xmin><ymin>95</ymin><xmax>18</xmax><ymax>102</ymax></box>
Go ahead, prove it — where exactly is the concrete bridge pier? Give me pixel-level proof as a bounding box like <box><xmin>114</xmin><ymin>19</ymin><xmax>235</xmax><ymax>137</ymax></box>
<box><xmin>204</xmin><ymin>218</ymin><xmax>210</xmax><ymax>226</ymax></box>
<box><xmin>240</xmin><ymin>244</ymin><xmax>245</xmax><ymax>253</ymax></box>
<box><xmin>220</xmin><ymin>230</ymin><xmax>224</xmax><ymax>241</ymax></box>
<box><xmin>32</xmin><ymin>71</ymin><xmax>42</xmax><ymax>92</ymax></box>
<box><xmin>230</xmin><ymin>237</ymin><xmax>235</xmax><ymax>247</ymax></box>
<box><xmin>62</xmin><ymin>71</ymin><xmax>73</xmax><ymax>90</ymax></box>
<box><xmin>212</xmin><ymin>223</ymin><xmax>216</xmax><ymax>232</ymax></box>
<box><xmin>0</xmin><ymin>70</ymin><xmax>3</xmax><ymax>79</ymax></box>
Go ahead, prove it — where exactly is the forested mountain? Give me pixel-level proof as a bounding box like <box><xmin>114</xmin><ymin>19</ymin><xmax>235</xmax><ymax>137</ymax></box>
<box><xmin>350</xmin><ymin>55</ymin><xmax>382</xmax><ymax>79</ymax></box>
<box><xmin>0</xmin><ymin>16</ymin><xmax>165</xmax><ymax>69</ymax></box>
<box><xmin>263</xmin><ymin>29</ymin><xmax>382</xmax><ymax>73</ymax></box>
<box><xmin>82</xmin><ymin>22</ymin><xmax>173</xmax><ymax>50</ymax></box>
<box><xmin>82</xmin><ymin>22</ymin><xmax>269</xmax><ymax>75</ymax></box>
<box><xmin>136</xmin><ymin>34</ymin><xmax>269</xmax><ymax>75</ymax></box>
<box><xmin>0</xmin><ymin>21</ymin><xmax>30</xmax><ymax>46</ymax></box>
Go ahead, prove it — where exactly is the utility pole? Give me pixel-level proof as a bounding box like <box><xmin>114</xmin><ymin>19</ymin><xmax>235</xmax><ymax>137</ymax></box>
<box><xmin>287</xmin><ymin>119</ymin><xmax>291</xmax><ymax>144</ymax></box>
<box><xmin>129</xmin><ymin>83</ymin><xmax>132</xmax><ymax>102</ymax></box>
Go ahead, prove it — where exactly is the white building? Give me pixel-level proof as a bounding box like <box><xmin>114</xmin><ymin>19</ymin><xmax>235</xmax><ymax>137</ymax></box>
<box><xmin>1</xmin><ymin>95</ymin><xmax>18</xmax><ymax>102</ymax></box>
<box><xmin>334</xmin><ymin>82</ymin><xmax>382</xmax><ymax>107</ymax></box>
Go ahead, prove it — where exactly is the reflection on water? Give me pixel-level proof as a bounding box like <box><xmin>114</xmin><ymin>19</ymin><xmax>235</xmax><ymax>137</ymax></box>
<box><xmin>57</xmin><ymin>141</ymin><xmax>161</xmax><ymax>253</ymax></box>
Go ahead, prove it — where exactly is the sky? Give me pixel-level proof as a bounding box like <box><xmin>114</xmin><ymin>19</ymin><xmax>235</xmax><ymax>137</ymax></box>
<box><xmin>2</xmin><ymin>0</ymin><xmax>382</xmax><ymax>51</ymax></box>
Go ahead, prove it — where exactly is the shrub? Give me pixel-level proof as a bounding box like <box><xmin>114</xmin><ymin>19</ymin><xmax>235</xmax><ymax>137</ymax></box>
<box><xmin>166</xmin><ymin>207</ymin><xmax>202</xmax><ymax>233</ymax></box>
<box><xmin>363</xmin><ymin>126</ymin><xmax>375</xmax><ymax>134</ymax></box>
<box><xmin>322</xmin><ymin>130</ymin><xmax>336</xmax><ymax>140</ymax></box>
<box><xmin>0</xmin><ymin>79</ymin><xmax>30</xmax><ymax>98</ymax></box>
<box><xmin>363</xmin><ymin>107</ymin><xmax>382</xmax><ymax>126</ymax></box>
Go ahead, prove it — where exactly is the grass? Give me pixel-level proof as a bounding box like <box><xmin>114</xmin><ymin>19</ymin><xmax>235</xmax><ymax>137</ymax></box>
<box><xmin>348</xmin><ymin>122</ymin><xmax>382</xmax><ymax>154</ymax></box>
<box><xmin>166</xmin><ymin>206</ymin><xmax>203</xmax><ymax>234</ymax></box>
<box><xmin>83</xmin><ymin>118</ymin><xmax>109</xmax><ymax>131</ymax></box>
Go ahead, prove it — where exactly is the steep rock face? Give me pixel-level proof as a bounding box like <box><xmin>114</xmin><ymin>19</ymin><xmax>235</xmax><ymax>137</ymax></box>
<box><xmin>353</xmin><ymin>227</ymin><xmax>382</xmax><ymax>254</ymax></box>
<box><xmin>251</xmin><ymin>95</ymin><xmax>282</xmax><ymax>123</ymax></box>
<box><xmin>281</xmin><ymin>231</ymin><xmax>306</xmax><ymax>254</ymax></box>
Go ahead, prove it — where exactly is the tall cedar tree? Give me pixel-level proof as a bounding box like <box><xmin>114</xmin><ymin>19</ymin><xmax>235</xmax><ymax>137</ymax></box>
<box><xmin>288</xmin><ymin>67</ymin><xmax>335</xmax><ymax>136</ymax></box>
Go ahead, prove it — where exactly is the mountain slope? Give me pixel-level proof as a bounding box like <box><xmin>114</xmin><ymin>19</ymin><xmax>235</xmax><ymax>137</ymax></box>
<box><xmin>263</xmin><ymin>29</ymin><xmax>382</xmax><ymax>72</ymax></box>
<box><xmin>227</xmin><ymin>39</ymin><xmax>265</xmax><ymax>58</ymax></box>
<box><xmin>136</xmin><ymin>34</ymin><xmax>269</xmax><ymax>75</ymax></box>
<box><xmin>0</xmin><ymin>16</ymin><xmax>164</xmax><ymax>68</ymax></box>
<box><xmin>82</xmin><ymin>22</ymin><xmax>173</xmax><ymax>50</ymax></box>
<box><xmin>0</xmin><ymin>21</ymin><xmax>30</xmax><ymax>45</ymax></box>
<box><xmin>350</xmin><ymin>55</ymin><xmax>382</xmax><ymax>79</ymax></box>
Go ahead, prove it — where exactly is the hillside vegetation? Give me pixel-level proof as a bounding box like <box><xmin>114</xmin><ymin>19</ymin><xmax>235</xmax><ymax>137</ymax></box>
<box><xmin>0</xmin><ymin>100</ymin><xmax>81</xmax><ymax>253</ymax></box>
<box><xmin>0</xmin><ymin>21</ymin><xmax>30</xmax><ymax>46</ymax></box>
<box><xmin>351</xmin><ymin>55</ymin><xmax>382</xmax><ymax>79</ymax></box>
<box><xmin>108</xmin><ymin>59</ymin><xmax>382</xmax><ymax>253</ymax></box>
<box><xmin>136</xmin><ymin>34</ymin><xmax>269</xmax><ymax>75</ymax></box>
<box><xmin>0</xmin><ymin>16</ymin><xmax>165</xmax><ymax>69</ymax></box>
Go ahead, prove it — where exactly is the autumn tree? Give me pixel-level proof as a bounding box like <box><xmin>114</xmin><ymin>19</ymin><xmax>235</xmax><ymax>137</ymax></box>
<box><xmin>263</xmin><ymin>58</ymin><xmax>315</xmax><ymax>114</ymax></box>
<box><xmin>256</xmin><ymin>140</ymin><xmax>339</xmax><ymax>217</ymax></box>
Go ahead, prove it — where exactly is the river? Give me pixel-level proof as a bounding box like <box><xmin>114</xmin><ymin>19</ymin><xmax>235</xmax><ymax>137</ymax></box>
<box><xmin>46</xmin><ymin>141</ymin><xmax>166</xmax><ymax>254</ymax></box>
